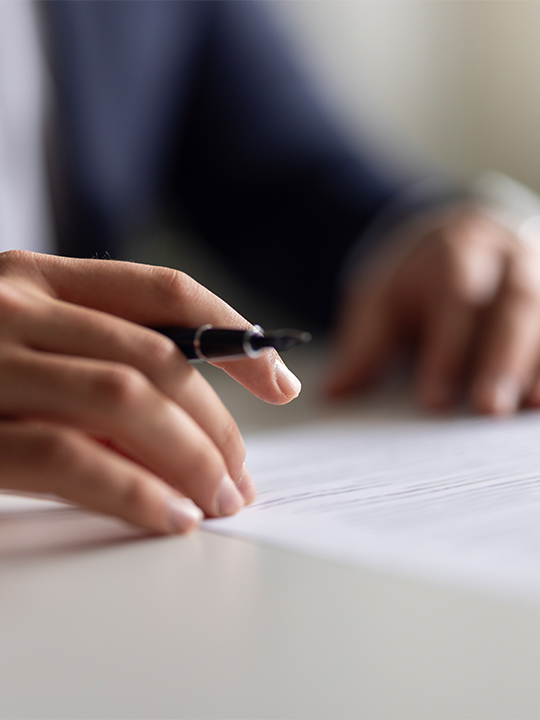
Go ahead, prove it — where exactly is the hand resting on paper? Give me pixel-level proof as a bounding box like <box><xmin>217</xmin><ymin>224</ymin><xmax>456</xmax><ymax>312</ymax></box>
<box><xmin>327</xmin><ymin>207</ymin><xmax>540</xmax><ymax>415</ymax></box>
<box><xmin>0</xmin><ymin>251</ymin><xmax>301</xmax><ymax>533</ymax></box>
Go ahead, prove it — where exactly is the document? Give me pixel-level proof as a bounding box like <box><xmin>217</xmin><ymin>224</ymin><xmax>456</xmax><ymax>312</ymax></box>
<box><xmin>206</xmin><ymin>412</ymin><xmax>540</xmax><ymax>600</ymax></box>
<box><xmin>4</xmin><ymin>408</ymin><xmax>540</xmax><ymax>599</ymax></box>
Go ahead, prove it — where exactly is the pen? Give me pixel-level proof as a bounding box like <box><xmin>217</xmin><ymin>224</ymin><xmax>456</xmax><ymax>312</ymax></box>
<box><xmin>153</xmin><ymin>324</ymin><xmax>312</xmax><ymax>362</ymax></box>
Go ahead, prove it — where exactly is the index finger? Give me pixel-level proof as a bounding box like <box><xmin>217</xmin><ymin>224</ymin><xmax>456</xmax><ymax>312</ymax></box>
<box><xmin>0</xmin><ymin>251</ymin><xmax>301</xmax><ymax>405</ymax></box>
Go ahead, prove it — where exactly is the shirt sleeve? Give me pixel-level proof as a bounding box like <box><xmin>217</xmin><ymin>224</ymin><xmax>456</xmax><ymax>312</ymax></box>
<box><xmin>171</xmin><ymin>2</ymin><xmax>414</xmax><ymax>325</ymax></box>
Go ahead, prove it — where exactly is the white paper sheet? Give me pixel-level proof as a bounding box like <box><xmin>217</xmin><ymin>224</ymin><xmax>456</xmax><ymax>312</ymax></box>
<box><xmin>206</xmin><ymin>412</ymin><xmax>540</xmax><ymax>600</ymax></box>
<box><xmin>4</xmin><ymin>410</ymin><xmax>540</xmax><ymax>599</ymax></box>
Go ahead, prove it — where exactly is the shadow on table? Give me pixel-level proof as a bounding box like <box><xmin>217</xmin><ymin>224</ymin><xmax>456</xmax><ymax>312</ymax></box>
<box><xmin>0</xmin><ymin>503</ymin><xmax>148</xmax><ymax>560</ymax></box>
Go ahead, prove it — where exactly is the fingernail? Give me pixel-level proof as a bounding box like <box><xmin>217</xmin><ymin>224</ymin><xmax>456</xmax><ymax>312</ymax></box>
<box><xmin>168</xmin><ymin>497</ymin><xmax>204</xmax><ymax>533</ymax></box>
<box><xmin>491</xmin><ymin>376</ymin><xmax>521</xmax><ymax>415</ymax></box>
<box><xmin>236</xmin><ymin>462</ymin><xmax>257</xmax><ymax>504</ymax></box>
<box><xmin>216</xmin><ymin>474</ymin><xmax>245</xmax><ymax>517</ymax></box>
<box><xmin>235</xmin><ymin>462</ymin><xmax>247</xmax><ymax>487</ymax></box>
<box><xmin>274</xmin><ymin>360</ymin><xmax>302</xmax><ymax>398</ymax></box>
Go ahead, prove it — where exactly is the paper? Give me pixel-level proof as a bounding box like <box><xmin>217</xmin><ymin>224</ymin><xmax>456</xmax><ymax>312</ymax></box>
<box><xmin>4</xmin><ymin>409</ymin><xmax>540</xmax><ymax>599</ymax></box>
<box><xmin>206</xmin><ymin>412</ymin><xmax>540</xmax><ymax>600</ymax></box>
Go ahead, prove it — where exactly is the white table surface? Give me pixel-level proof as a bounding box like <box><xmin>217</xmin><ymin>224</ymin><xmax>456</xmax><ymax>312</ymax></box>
<box><xmin>2</xmin><ymin>346</ymin><xmax>540</xmax><ymax>719</ymax></box>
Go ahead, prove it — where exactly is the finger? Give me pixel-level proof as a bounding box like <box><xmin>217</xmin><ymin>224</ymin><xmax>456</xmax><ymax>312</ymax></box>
<box><xmin>0</xmin><ymin>251</ymin><xmax>300</xmax><ymax>405</ymax></box>
<box><xmin>0</xmin><ymin>420</ymin><xmax>203</xmax><ymax>534</ymax></box>
<box><xmin>524</xmin><ymin>338</ymin><xmax>540</xmax><ymax>409</ymax></box>
<box><xmin>0</xmin><ymin>349</ymin><xmax>246</xmax><ymax>517</ymax></box>
<box><xmin>523</xmin><ymin>366</ymin><xmax>540</xmax><ymax>409</ymax></box>
<box><xmin>14</xmin><ymin>297</ymin><xmax>256</xmax><ymax>502</ymax></box>
<box><xmin>416</xmin><ymin>293</ymin><xmax>479</xmax><ymax>410</ymax></box>
<box><xmin>416</xmin><ymin>221</ymin><xmax>507</xmax><ymax>409</ymax></box>
<box><xmin>325</xmin><ymin>282</ymin><xmax>400</xmax><ymax>398</ymax></box>
<box><xmin>213</xmin><ymin>350</ymin><xmax>302</xmax><ymax>406</ymax></box>
<box><xmin>471</xmin><ymin>250</ymin><xmax>540</xmax><ymax>415</ymax></box>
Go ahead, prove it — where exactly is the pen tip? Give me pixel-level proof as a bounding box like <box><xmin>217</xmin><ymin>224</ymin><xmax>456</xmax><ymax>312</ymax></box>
<box><xmin>252</xmin><ymin>329</ymin><xmax>312</xmax><ymax>352</ymax></box>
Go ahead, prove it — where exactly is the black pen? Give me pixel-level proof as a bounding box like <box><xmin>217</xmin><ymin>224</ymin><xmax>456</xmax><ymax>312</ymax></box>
<box><xmin>153</xmin><ymin>324</ymin><xmax>312</xmax><ymax>362</ymax></box>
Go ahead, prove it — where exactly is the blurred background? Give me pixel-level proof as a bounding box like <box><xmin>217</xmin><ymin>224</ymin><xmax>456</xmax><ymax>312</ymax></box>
<box><xmin>269</xmin><ymin>1</ymin><xmax>540</xmax><ymax>192</ymax></box>
<box><xmin>136</xmin><ymin>0</ymin><xmax>540</xmax><ymax>325</ymax></box>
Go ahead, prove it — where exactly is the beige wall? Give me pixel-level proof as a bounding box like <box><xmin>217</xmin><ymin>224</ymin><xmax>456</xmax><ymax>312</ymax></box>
<box><xmin>270</xmin><ymin>1</ymin><xmax>540</xmax><ymax>192</ymax></box>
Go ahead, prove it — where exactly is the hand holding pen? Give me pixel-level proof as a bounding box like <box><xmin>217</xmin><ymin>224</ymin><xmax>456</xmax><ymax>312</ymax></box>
<box><xmin>0</xmin><ymin>253</ymin><xmax>306</xmax><ymax>536</ymax></box>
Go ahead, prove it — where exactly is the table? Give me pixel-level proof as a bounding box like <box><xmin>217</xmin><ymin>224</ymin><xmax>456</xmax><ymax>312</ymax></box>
<box><xmin>1</xmin><ymin>346</ymin><xmax>540</xmax><ymax>719</ymax></box>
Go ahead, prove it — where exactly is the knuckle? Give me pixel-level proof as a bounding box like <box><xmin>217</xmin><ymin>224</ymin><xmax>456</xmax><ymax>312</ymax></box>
<box><xmin>32</xmin><ymin>427</ymin><xmax>84</xmax><ymax>478</ymax></box>
<box><xmin>184</xmin><ymin>440</ymin><xmax>222</xmax><ymax>483</ymax></box>
<box><xmin>438</xmin><ymin>219</ymin><xmax>478</xmax><ymax>255</ymax></box>
<box><xmin>442</xmin><ymin>209</ymin><xmax>501</xmax><ymax>244</ymax></box>
<box><xmin>219</xmin><ymin>415</ymin><xmax>244</xmax><ymax>456</ymax></box>
<box><xmin>145</xmin><ymin>331</ymin><xmax>183</xmax><ymax>371</ymax></box>
<box><xmin>443</xmin><ymin>247</ymin><xmax>497</xmax><ymax>307</ymax></box>
<box><xmin>93</xmin><ymin>365</ymin><xmax>149</xmax><ymax>410</ymax></box>
<box><xmin>151</xmin><ymin>266</ymin><xmax>202</xmax><ymax>307</ymax></box>
<box><xmin>0</xmin><ymin>281</ymin><xmax>31</xmax><ymax>322</ymax></box>
<box><xmin>0</xmin><ymin>249</ymin><xmax>32</xmax><ymax>276</ymax></box>
<box><xmin>120</xmin><ymin>475</ymin><xmax>152</xmax><ymax>518</ymax></box>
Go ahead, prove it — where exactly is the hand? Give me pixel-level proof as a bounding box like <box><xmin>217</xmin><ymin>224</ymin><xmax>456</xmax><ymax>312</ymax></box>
<box><xmin>326</xmin><ymin>206</ymin><xmax>540</xmax><ymax>415</ymax></box>
<box><xmin>0</xmin><ymin>251</ymin><xmax>301</xmax><ymax>533</ymax></box>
